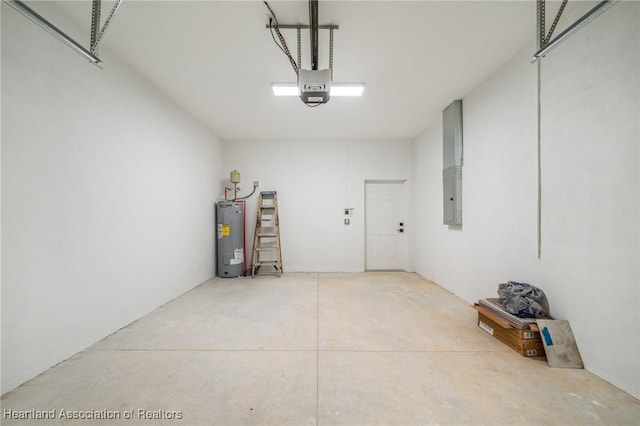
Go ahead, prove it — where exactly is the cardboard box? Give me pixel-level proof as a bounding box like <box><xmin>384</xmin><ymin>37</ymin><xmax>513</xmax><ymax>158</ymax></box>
<box><xmin>475</xmin><ymin>305</ymin><xmax>546</xmax><ymax>358</ymax></box>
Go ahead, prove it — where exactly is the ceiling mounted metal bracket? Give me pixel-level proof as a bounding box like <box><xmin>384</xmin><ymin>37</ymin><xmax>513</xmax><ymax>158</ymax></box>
<box><xmin>3</xmin><ymin>0</ymin><xmax>123</xmax><ymax>67</ymax></box>
<box><xmin>544</xmin><ymin>0</ymin><xmax>568</xmax><ymax>45</ymax></box>
<box><xmin>537</xmin><ymin>0</ymin><xmax>545</xmax><ymax>50</ymax></box>
<box><xmin>4</xmin><ymin>0</ymin><xmax>101</xmax><ymax>66</ymax></box>
<box><xmin>265</xmin><ymin>24</ymin><xmax>339</xmax><ymax>30</ymax></box>
<box><xmin>91</xmin><ymin>0</ymin><xmax>124</xmax><ymax>56</ymax></box>
<box><xmin>532</xmin><ymin>0</ymin><xmax>619</xmax><ymax>62</ymax></box>
<box><xmin>329</xmin><ymin>27</ymin><xmax>334</xmax><ymax>81</ymax></box>
<box><xmin>296</xmin><ymin>27</ymin><xmax>301</xmax><ymax>70</ymax></box>
<box><xmin>264</xmin><ymin>23</ymin><xmax>339</xmax><ymax>76</ymax></box>
<box><xmin>90</xmin><ymin>0</ymin><xmax>101</xmax><ymax>51</ymax></box>
<box><xmin>309</xmin><ymin>0</ymin><xmax>318</xmax><ymax>70</ymax></box>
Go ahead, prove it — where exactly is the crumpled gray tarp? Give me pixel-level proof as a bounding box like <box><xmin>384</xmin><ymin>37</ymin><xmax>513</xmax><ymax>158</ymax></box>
<box><xmin>497</xmin><ymin>281</ymin><xmax>549</xmax><ymax>318</ymax></box>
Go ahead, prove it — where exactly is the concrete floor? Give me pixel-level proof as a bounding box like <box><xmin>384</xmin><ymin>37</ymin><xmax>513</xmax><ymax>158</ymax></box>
<box><xmin>2</xmin><ymin>272</ymin><xmax>639</xmax><ymax>425</ymax></box>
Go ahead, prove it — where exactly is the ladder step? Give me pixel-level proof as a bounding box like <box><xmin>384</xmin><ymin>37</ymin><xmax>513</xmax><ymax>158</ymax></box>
<box><xmin>258</xmin><ymin>227</ymin><xmax>277</xmax><ymax>236</ymax></box>
<box><xmin>257</xmin><ymin>240</ymin><xmax>277</xmax><ymax>248</ymax></box>
<box><xmin>256</xmin><ymin>245</ymin><xmax>278</xmax><ymax>251</ymax></box>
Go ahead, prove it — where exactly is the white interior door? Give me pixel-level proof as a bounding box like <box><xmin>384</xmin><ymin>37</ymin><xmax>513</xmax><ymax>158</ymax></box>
<box><xmin>365</xmin><ymin>181</ymin><xmax>405</xmax><ymax>270</ymax></box>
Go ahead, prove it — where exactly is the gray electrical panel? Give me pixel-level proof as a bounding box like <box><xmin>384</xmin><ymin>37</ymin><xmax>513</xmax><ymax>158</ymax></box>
<box><xmin>443</xmin><ymin>166</ymin><xmax>462</xmax><ymax>225</ymax></box>
<box><xmin>443</xmin><ymin>100</ymin><xmax>463</xmax><ymax>225</ymax></box>
<box><xmin>216</xmin><ymin>201</ymin><xmax>244</xmax><ymax>277</ymax></box>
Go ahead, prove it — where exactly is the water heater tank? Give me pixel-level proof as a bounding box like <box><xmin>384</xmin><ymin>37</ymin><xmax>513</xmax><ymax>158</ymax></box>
<box><xmin>216</xmin><ymin>201</ymin><xmax>244</xmax><ymax>277</ymax></box>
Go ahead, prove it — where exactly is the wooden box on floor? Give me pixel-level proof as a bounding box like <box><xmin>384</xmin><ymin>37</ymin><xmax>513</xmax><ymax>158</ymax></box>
<box><xmin>474</xmin><ymin>304</ymin><xmax>546</xmax><ymax>358</ymax></box>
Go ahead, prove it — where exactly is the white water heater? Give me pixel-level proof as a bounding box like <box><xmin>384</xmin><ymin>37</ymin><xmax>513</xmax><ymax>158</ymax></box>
<box><xmin>216</xmin><ymin>201</ymin><xmax>244</xmax><ymax>277</ymax></box>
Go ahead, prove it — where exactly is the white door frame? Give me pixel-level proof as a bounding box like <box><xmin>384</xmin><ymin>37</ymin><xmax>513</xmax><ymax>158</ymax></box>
<box><xmin>364</xmin><ymin>179</ymin><xmax>406</xmax><ymax>271</ymax></box>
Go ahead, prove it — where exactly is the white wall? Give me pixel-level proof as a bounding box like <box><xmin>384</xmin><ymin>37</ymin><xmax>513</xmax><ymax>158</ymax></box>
<box><xmin>1</xmin><ymin>3</ymin><xmax>223</xmax><ymax>393</ymax></box>
<box><xmin>224</xmin><ymin>139</ymin><xmax>414</xmax><ymax>272</ymax></box>
<box><xmin>414</xmin><ymin>43</ymin><xmax>539</xmax><ymax>302</ymax></box>
<box><xmin>414</xmin><ymin>2</ymin><xmax>639</xmax><ymax>398</ymax></box>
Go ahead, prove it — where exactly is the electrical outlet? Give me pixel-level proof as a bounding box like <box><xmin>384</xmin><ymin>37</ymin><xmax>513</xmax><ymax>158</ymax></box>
<box><xmin>253</xmin><ymin>181</ymin><xmax>259</xmax><ymax>188</ymax></box>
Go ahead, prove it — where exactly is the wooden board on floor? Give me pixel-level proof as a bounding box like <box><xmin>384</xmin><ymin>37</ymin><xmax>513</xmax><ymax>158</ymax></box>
<box><xmin>537</xmin><ymin>319</ymin><xmax>584</xmax><ymax>369</ymax></box>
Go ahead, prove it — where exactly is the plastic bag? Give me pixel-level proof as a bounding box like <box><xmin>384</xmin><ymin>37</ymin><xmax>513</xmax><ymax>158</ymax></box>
<box><xmin>497</xmin><ymin>281</ymin><xmax>549</xmax><ymax>318</ymax></box>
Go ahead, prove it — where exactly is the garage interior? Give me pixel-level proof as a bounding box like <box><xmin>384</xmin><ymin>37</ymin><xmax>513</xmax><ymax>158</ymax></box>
<box><xmin>2</xmin><ymin>0</ymin><xmax>639</xmax><ymax>424</ymax></box>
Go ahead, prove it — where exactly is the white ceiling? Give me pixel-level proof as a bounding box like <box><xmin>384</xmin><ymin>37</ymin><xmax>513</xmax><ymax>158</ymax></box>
<box><xmin>52</xmin><ymin>0</ymin><xmax>536</xmax><ymax>141</ymax></box>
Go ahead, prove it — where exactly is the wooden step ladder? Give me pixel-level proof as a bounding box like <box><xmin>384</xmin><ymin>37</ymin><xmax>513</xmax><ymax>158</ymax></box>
<box><xmin>251</xmin><ymin>191</ymin><xmax>283</xmax><ymax>277</ymax></box>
